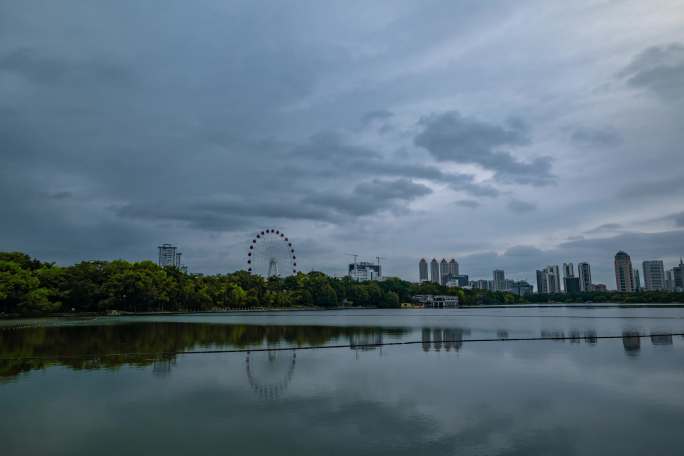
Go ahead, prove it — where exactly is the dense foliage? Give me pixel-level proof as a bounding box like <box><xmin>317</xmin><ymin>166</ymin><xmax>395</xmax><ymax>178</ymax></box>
<box><xmin>527</xmin><ymin>290</ymin><xmax>684</xmax><ymax>304</ymax></box>
<box><xmin>0</xmin><ymin>251</ymin><xmax>524</xmax><ymax>315</ymax></box>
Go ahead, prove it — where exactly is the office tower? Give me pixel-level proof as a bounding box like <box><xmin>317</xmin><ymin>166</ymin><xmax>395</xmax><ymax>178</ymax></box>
<box><xmin>541</xmin><ymin>265</ymin><xmax>562</xmax><ymax>293</ymax></box>
<box><xmin>578</xmin><ymin>262</ymin><xmax>592</xmax><ymax>292</ymax></box>
<box><xmin>614</xmin><ymin>251</ymin><xmax>635</xmax><ymax>292</ymax></box>
<box><xmin>440</xmin><ymin>258</ymin><xmax>449</xmax><ymax>286</ymax></box>
<box><xmin>642</xmin><ymin>260</ymin><xmax>665</xmax><ymax>291</ymax></box>
<box><xmin>419</xmin><ymin>258</ymin><xmax>429</xmax><ymax>282</ymax></box>
<box><xmin>447</xmin><ymin>259</ymin><xmax>459</xmax><ymax>276</ymax></box>
<box><xmin>158</xmin><ymin>244</ymin><xmax>180</xmax><ymax>267</ymax></box>
<box><xmin>493</xmin><ymin>270</ymin><xmax>505</xmax><ymax>292</ymax></box>
<box><xmin>430</xmin><ymin>258</ymin><xmax>440</xmax><ymax>284</ymax></box>
<box><xmin>665</xmin><ymin>270</ymin><xmax>675</xmax><ymax>291</ymax></box>
<box><xmin>536</xmin><ymin>270</ymin><xmax>548</xmax><ymax>294</ymax></box>
<box><xmin>563</xmin><ymin>262</ymin><xmax>575</xmax><ymax>278</ymax></box>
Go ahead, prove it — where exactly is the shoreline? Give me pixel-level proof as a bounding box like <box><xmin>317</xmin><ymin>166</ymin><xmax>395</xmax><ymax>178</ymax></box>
<box><xmin>3</xmin><ymin>302</ymin><xmax>684</xmax><ymax>321</ymax></box>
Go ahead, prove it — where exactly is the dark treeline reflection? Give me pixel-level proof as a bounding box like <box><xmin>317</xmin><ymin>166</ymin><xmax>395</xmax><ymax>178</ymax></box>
<box><xmin>0</xmin><ymin>323</ymin><xmax>409</xmax><ymax>380</ymax></box>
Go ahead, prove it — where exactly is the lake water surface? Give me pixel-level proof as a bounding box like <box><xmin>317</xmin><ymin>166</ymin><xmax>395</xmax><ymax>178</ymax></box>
<box><xmin>2</xmin><ymin>306</ymin><xmax>684</xmax><ymax>455</ymax></box>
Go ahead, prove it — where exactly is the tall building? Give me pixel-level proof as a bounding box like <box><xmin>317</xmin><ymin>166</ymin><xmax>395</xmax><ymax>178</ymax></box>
<box><xmin>510</xmin><ymin>281</ymin><xmax>534</xmax><ymax>296</ymax></box>
<box><xmin>563</xmin><ymin>262</ymin><xmax>575</xmax><ymax>278</ymax></box>
<box><xmin>158</xmin><ymin>244</ymin><xmax>181</xmax><ymax>268</ymax></box>
<box><xmin>564</xmin><ymin>277</ymin><xmax>581</xmax><ymax>294</ymax></box>
<box><xmin>634</xmin><ymin>269</ymin><xmax>641</xmax><ymax>292</ymax></box>
<box><xmin>537</xmin><ymin>265</ymin><xmax>561</xmax><ymax>294</ymax></box>
<box><xmin>536</xmin><ymin>270</ymin><xmax>547</xmax><ymax>294</ymax></box>
<box><xmin>673</xmin><ymin>258</ymin><xmax>684</xmax><ymax>291</ymax></box>
<box><xmin>440</xmin><ymin>258</ymin><xmax>449</xmax><ymax>286</ymax></box>
<box><xmin>578</xmin><ymin>262</ymin><xmax>592</xmax><ymax>292</ymax></box>
<box><xmin>614</xmin><ymin>251</ymin><xmax>635</xmax><ymax>292</ymax></box>
<box><xmin>493</xmin><ymin>270</ymin><xmax>505</xmax><ymax>292</ymax></box>
<box><xmin>665</xmin><ymin>270</ymin><xmax>675</xmax><ymax>291</ymax></box>
<box><xmin>447</xmin><ymin>259</ymin><xmax>459</xmax><ymax>276</ymax></box>
<box><xmin>430</xmin><ymin>258</ymin><xmax>440</xmax><ymax>284</ymax></box>
<box><xmin>419</xmin><ymin>258</ymin><xmax>429</xmax><ymax>282</ymax></box>
<box><xmin>642</xmin><ymin>260</ymin><xmax>665</xmax><ymax>291</ymax></box>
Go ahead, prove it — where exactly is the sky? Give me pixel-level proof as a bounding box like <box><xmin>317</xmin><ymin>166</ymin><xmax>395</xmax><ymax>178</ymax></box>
<box><xmin>1</xmin><ymin>0</ymin><xmax>684</xmax><ymax>288</ymax></box>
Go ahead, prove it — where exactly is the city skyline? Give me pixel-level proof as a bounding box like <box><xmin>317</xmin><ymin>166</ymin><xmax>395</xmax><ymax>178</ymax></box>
<box><xmin>1</xmin><ymin>1</ymin><xmax>684</xmax><ymax>287</ymax></box>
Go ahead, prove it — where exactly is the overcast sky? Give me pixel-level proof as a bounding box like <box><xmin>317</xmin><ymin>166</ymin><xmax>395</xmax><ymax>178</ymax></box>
<box><xmin>1</xmin><ymin>0</ymin><xmax>684</xmax><ymax>287</ymax></box>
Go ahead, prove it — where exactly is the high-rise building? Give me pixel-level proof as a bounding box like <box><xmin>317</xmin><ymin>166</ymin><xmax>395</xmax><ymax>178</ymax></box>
<box><xmin>673</xmin><ymin>259</ymin><xmax>684</xmax><ymax>291</ymax></box>
<box><xmin>439</xmin><ymin>258</ymin><xmax>449</xmax><ymax>286</ymax></box>
<box><xmin>493</xmin><ymin>270</ymin><xmax>505</xmax><ymax>292</ymax></box>
<box><xmin>430</xmin><ymin>258</ymin><xmax>440</xmax><ymax>284</ymax></box>
<box><xmin>510</xmin><ymin>281</ymin><xmax>534</xmax><ymax>296</ymax></box>
<box><xmin>634</xmin><ymin>269</ymin><xmax>641</xmax><ymax>292</ymax></box>
<box><xmin>419</xmin><ymin>258</ymin><xmax>429</xmax><ymax>282</ymax></box>
<box><xmin>447</xmin><ymin>259</ymin><xmax>459</xmax><ymax>276</ymax></box>
<box><xmin>564</xmin><ymin>277</ymin><xmax>581</xmax><ymax>294</ymax></box>
<box><xmin>536</xmin><ymin>270</ymin><xmax>547</xmax><ymax>294</ymax></box>
<box><xmin>642</xmin><ymin>260</ymin><xmax>665</xmax><ymax>291</ymax></box>
<box><xmin>578</xmin><ymin>262</ymin><xmax>592</xmax><ymax>292</ymax></box>
<box><xmin>158</xmin><ymin>244</ymin><xmax>181</xmax><ymax>268</ymax></box>
<box><xmin>614</xmin><ymin>251</ymin><xmax>635</xmax><ymax>292</ymax></box>
<box><xmin>665</xmin><ymin>270</ymin><xmax>675</xmax><ymax>291</ymax></box>
<box><xmin>563</xmin><ymin>262</ymin><xmax>575</xmax><ymax>278</ymax></box>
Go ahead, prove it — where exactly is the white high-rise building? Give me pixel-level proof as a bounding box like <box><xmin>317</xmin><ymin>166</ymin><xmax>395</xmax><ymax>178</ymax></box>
<box><xmin>447</xmin><ymin>259</ymin><xmax>459</xmax><ymax>276</ymax></box>
<box><xmin>419</xmin><ymin>258</ymin><xmax>429</xmax><ymax>282</ymax></box>
<box><xmin>440</xmin><ymin>258</ymin><xmax>449</xmax><ymax>286</ymax></box>
<box><xmin>158</xmin><ymin>244</ymin><xmax>181</xmax><ymax>268</ymax></box>
<box><xmin>642</xmin><ymin>260</ymin><xmax>665</xmax><ymax>291</ymax></box>
<box><xmin>563</xmin><ymin>262</ymin><xmax>575</xmax><ymax>278</ymax></box>
<box><xmin>578</xmin><ymin>262</ymin><xmax>592</xmax><ymax>292</ymax></box>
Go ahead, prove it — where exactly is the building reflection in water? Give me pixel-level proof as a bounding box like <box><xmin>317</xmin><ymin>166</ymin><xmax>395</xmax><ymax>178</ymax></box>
<box><xmin>421</xmin><ymin>327</ymin><xmax>470</xmax><ymax>352</ymax></box>
<box><xmin>622</xmin><ymin>331</ymin><xmax>641</xmax><ymax>356</ymax></box>
<box><xmin>651</xmin><ymin>334</ymin><xmax>673</xmax><ymax>346</ymax></box>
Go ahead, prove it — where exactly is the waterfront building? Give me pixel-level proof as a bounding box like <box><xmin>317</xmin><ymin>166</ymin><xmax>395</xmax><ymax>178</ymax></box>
<box><xmin>419</xmin><ymin>258</ymin><xmax>429</xmax><ymax>282</ymax></box>
<box><xmin>430</xmin><ymin>258</ymin><xmax>440</xmax><ymax>284</ymax></box>
<box><xmin>440</xmin><ymin>258</ymin><xmax>449</xmax><ymax>286</ymax></box>
<box><xmin>564</xmin><ymin>277</ymin><xmax>581</xmax><ymax>294</ymax></box>
<box><xmin>634</xmin><ymin>269</ymin><xmax>641</xmax><ymax>292</ymax></box>
<box><xmin>349</xmin><ymin>261</ymin><xmax>381</xmax><ymax>281</ymax></box>
<box><xmin>665</xmin><ymin>270</ymin><xmax>675</xmax><ymax>291</ymax></box>
<box><xmin>673</xmin><ymin>259</ymin><xmax>684</xmax><ymax>291</ymax></box>
<box><xmin>578</xmin><ymin>262</ymin><xmax>592</xmax><ymax>292</ymax></box>
<box><xmin>614</xmin><ymin>251</ymin><xmax>635</xmax><ymax>292</ymax></box>
<box><xmin>642</xmin><ymin>260</ymin><xmax>665</xmax><ymax>291</ymax></box>
<box><xmin>413</xmin><ymin>294</ymin><xmax>459</xmax><ymax>308</ymax></box>
<box><xmin>536</xmin><ymin>270</ymin><xmax>547</xmax><ymax>294</ymax></box>
<box><xmin>493</xmin><ymin>270</ymin><xmax>505</xmax><ymax>292</ymax></box>
<box><xmin>446</xmin><ymin>274</ymin><xmax>469</xmax><ymax>288</ymax></box>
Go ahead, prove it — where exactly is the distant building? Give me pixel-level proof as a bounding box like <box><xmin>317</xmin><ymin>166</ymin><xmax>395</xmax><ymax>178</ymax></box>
<box><xmin>447</xmin><ymin>259</ymin><xmax>459</xmax><ymax>276</ymax></box>
<box><xmin>592</xmin><ymin>283</ymin><xmax>608</xmax><ymax>292</ymax></box>
<box><xmin>673</xmin><ymin>259</ymin><xmax>684</xmax><ymax>291</ymax></box>
<box><xmin>158</xmin><ymin>244</ymin><xmax>182</xmax><ymax>268</ymax></box>
<box><xmin>493</xmin><ymin>270</ymin><xmax>505</xmax><ymax>292</ymax></box>
<box><xmin>471</xmin><ymin>279</ymin><xmax>492</xmax><ymax>291</ymax></box>
<box><xmin>563</xmin><ymin>262</ymin><xmax>575</xmax><ymax>278</ymax></box>
<box><xmin>578</xmin><ymin>262</ymin><xmax>592</xmax><ymax>292</ymax></box>
<box><xmin>614</xmin><ymin>251</ymin><xmax>635</xmax><ymax>292</ymax></box>
<box><xmin>349</xmin><ymin>261</ymin><xmax>381</xmax><ymax>281</ymax></box>
<box><xmin>642</xmin><ymin>260</ymin><xmax>665</xmax><ymax>291</ymax></box>
<box><xmin>440</xmin><ymin>258</ymin><xmax>449</xmax><ymax>286</ymax></box>
<box><xmin>537</xmin><ymin>265</ymin><xmax>561</xmax><ymax>294</ymax></box>
<box><xmin>634</xmin><ymin>269</ymin><xmax>641</xmax><ymax>292</ymax></box>
<box><xmin>510</xmin><ymin>281</ymin><xmax>534</xmax><ymax>296</ymax></box>
<box><xmin>430</xmin><ymin>258</ymin><xmax>440</xmax><ymax>284</ymax></box>
<box><xmin>564</xmin><ymin>277</ymin><xmax>581</xmax><ymax>294</ymax></box>
<box><xmin>665</xmin><ymin>270</ymin><xmax>675</xmax><ymax>291</ymax></box>
<box><xmin>445</xmin><ymin>274</ymin><xmax>469</xmax><ymax>288</ymax></box>
<box><xmin>419</xmin><ymin>258</ymin><xmax>429</xmax><ymax>282</ymax></box>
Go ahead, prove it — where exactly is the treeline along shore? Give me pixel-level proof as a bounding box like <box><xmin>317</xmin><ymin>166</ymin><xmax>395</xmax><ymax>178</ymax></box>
<box><xmin>1</xmin><ymin>252</ymin><xmax>683</xmax><ymax>316</ymax></box>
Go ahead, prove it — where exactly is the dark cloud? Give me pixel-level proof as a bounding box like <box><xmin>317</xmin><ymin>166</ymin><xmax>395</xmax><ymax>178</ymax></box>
<box><xmin>507</xmin><ymin>199</ymin><xmax>536</xmax><ymax>213</ymax></box>
<box><xmin>414</xmin><ymin>111</ymin><xmax>555</xmax><ymax>186</ymax></box>
<box><xmin>570</xmin><ymin>126</ymin><xmax>621</xmax><ymax>147</ymax></box>
<box><xmin>618</xmin><ymin>43</ymin><xmax>684</xmax><ymax>100</ymax></box>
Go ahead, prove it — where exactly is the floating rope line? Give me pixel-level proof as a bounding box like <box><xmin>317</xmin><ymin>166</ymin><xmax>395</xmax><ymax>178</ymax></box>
<box><xmin>1</xmin><ymin>332</ymin><xmax>683</xmax><ymax>361</ymax></box>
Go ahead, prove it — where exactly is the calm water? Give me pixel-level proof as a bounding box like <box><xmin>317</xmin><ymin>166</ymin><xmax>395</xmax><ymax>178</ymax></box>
<box><xmin>2</xmin><ymin>306</ymin><xmax>684</xmax><ymax>455</ymax></box>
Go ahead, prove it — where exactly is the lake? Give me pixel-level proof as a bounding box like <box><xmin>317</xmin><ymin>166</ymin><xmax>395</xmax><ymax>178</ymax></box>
<box><xmin>2</xmin><ymin>306</ymin><xmax>684</xmax><ymax>455</ymax></box>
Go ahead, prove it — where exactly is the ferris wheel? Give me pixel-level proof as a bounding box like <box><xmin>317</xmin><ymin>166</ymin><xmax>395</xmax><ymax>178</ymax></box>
<box><xmin>247</xmin><ymin>229</ymin><xmax>297</xmax><ymax>277</ymax></box>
